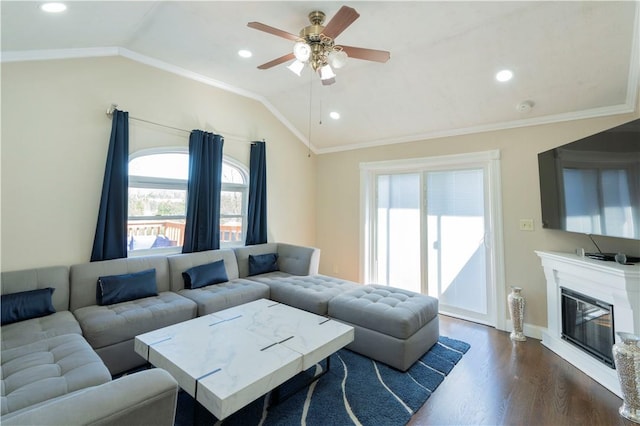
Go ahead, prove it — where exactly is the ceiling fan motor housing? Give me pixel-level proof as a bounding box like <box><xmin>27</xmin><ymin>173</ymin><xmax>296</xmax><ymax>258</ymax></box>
<box><xmin>300</xmin><ymin>11</ymin><xmax>326</xmax><ymax>42</ymax></box>
<box><xmin>301</xmin><ymin>10</ymin><xmax>346</xmax><ymax>71</ymax></box>
<box><xmin>308</xmin><ymin>11</ymin><xmax>325</xmax><ymax>25</ymax></box>
<box><xmin>300</xmin><ymin>25</ymin><xmax>324</xmax><ymax>42</ymax></box>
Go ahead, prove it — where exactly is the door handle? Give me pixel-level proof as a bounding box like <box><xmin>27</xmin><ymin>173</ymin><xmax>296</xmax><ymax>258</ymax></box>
<box><xmin>484</xmin><ymin>232</ymin><xmax>491</xmax><ymax>249</ymax></box>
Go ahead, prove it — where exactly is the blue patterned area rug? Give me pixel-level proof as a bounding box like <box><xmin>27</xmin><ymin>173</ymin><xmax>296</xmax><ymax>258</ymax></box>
<box><xmin>175</xmin><ymin>336</ymin><xmax>470</xmax><ymax>426</ymax></box>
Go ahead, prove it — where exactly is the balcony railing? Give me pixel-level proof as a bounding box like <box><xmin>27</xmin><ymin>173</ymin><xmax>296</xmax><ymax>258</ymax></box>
<box><xmin>220</xmin><ymin>224</ymin><xmax>243</xmax><ymax>243</ymax></box>
<box><xmin>127</xmin><ymin>220</ymin><xmax>242</xmax><ymax>250</ymax></box>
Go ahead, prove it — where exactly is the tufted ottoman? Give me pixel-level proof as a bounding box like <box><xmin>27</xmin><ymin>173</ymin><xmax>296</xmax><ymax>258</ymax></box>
<box><xmin>251</xmin><ymin>274</ymin><xmax>360</xmax><ymax>315</ymax></box>
<box><xmin>328</xmin><ymin>284</ymin><xmax>439</xmax><ymax>371</ymax></box>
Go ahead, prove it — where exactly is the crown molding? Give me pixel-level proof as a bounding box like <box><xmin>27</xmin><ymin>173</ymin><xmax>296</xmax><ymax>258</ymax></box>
<box><xmin>315</xmin><ymin>102</ymin><xmax>638</xmax><ymax>155</ymax></box>
<box><xmin>118</xmin><ymin>48</ymin><xmax>317</xmax><ymax>153</ymax></box>
<box><xmin>1</xmin><ymin>46</ymin><xmax>319</xmax><ymax>155</ymax></box>
<box><xmin>2</xmin><ymin>35</ymin><xmax>637</xmax><ymax>157</ymax></box>
<box><xmin>1</xmin><ymin>47</ymin><xmax>119</xmax><ymax>62</ymax></box>
<box><xmin>117</xmin><ymin>48</ymin><xmax>259</xmax><ymax>102</ymax></box>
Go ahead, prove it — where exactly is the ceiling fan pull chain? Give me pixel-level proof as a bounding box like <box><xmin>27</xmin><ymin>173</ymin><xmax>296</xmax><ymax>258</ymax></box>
<box><xmin>307</xmin><ymin>70</ymin><xmax>313</xmax><ymax>158</ymax></box>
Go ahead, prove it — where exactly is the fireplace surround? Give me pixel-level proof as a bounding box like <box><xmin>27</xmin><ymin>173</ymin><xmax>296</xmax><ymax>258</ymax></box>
<box><xmin>536</xmin><ymin>251</ymin><xmax>640</xmax><ymax>397</ymax></box>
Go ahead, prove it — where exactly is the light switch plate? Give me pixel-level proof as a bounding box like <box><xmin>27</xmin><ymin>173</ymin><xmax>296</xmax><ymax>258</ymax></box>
<box><xmin>519</xmin><ymin>219</ymin><xmax>534</xmax><ymax>231</ymax></box>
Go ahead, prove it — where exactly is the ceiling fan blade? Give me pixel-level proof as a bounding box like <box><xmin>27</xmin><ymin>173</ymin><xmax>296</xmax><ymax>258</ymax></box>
<box><xmin>322</xmin><ymin>6</ymin><xmax>360</xmax><ymax>39</ymax></box>
<box><xmin>341</xmin><ymin>45</ymin><xmax>390</xmax><ymax>63</ymax></box>
<box><xmin>257</xmin><ymin>53</ymin><xmax>295</xmax><ymax>70</ymax></box>
<box><xmin>247</xmin><ymin>22</ymin><xmax>300</xmax><ymax>42</ymax></box>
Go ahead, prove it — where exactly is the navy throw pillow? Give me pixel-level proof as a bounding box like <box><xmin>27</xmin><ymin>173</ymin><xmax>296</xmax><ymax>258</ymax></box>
<box><xmin>97</xmin><ymin>269</ymin><xmax>158</xmax><ymax>306</ymax></box>
<box><xmin>182</xmin><ymin>260</ymin><xmax>228</xmax><ymax>289</ymax></box>
<box><xmin>1</xmin><ymin>287</ymin><xmax>56</xmax><ymax>325</ymax></box>
<box><xmin>248</xmin><ymin>253</ymin><xmax>279</xmax><ymax>276</ymax></box>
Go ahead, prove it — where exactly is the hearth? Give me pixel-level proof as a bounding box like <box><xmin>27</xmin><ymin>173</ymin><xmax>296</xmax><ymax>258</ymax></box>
<box><xmin>561</xmin><ymin>288</ymin><xmax>615</xmax><ymax>368</ymax></box>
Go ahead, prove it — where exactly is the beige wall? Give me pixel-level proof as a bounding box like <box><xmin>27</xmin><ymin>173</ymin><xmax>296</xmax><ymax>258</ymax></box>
<box><xmin>316</xmin><ymin>112</ymin><xmax>640</xmax><ymax>329</ymax></box>
<box><xmin>1</xmin><ymin>56</ymin><xmax>316</xmax><ymax>271</ymax></box>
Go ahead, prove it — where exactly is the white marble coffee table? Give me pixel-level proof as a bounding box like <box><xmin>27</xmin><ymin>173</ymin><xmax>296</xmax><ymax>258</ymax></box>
<box><xmin>134</xmin><ymin>298</ymin><xmax>354</xmax><ymax>420</ymax></box>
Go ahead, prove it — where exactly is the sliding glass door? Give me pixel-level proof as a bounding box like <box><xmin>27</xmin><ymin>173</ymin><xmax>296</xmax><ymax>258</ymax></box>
<box><xmin>426</xmin><ymin>169</ymin><xmax>489</xmax><ymax>321</ymax></box>
<box><xmin>362</xmin><ymin>151</ymin><xmax>503</xmax><ymax>327</ymax></box>
<box><xmin>375</xmin><ymin>173</ymin><xmax>422</xmax><ymax>293</ymax></box>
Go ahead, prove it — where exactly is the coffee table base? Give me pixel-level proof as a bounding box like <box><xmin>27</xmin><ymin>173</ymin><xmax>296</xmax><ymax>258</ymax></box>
<box><xmin>269</xmin><ymin>356</ymin><xmax>330</xmax><ymax>407</ymax></box>
<box><xmin>188</xmin><ymin>356</ymin><xmax>330</xmax><ymax>424</ymax></box>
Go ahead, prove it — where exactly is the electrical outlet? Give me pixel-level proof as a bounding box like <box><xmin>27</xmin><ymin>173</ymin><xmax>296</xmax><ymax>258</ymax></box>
<box><xmin>519</xmin><ymin>219</ymin><xmax>534</xmax><ymax>231</ymax></box>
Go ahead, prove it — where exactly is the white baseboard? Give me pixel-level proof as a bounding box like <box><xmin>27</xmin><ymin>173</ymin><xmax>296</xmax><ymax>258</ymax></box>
<box><xmin>503</xmin><ymin>320</ymin><xmax>545</xmax><ymax>340</ymax></box>
<box><xmin>445</xmin><ymin>313</ymin><xmax>546</xmax><ymax>341</ymax></box>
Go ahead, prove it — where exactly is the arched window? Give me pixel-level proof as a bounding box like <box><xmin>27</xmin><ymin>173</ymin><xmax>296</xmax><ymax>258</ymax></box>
<box><xmin>127</xmin><ymin>148</ymin><xmax>248</xmax><ymax>254</ymax></box>
<box><xmin>220</xmin><ymin>157</ymin><xmax>249</xmax><ymax>246</ymax></box>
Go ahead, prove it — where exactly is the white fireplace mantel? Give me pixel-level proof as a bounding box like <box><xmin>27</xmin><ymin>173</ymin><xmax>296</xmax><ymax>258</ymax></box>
<box><xmin>536</xmin><ymin>251</ymin><xmax>640</xmax><ymax>397</ymax></box>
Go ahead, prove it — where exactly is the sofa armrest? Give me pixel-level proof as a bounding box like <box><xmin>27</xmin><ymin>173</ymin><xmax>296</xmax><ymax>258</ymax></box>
<box><xmin>2</xmin><ymin>369</ymin><xmax>178</xmax><ymax>426</ymax></box>
<box><xmin>234</xmin><ymin>243</ymin><xmax>320</xmax><ymax>277</ymax></box>
<box><xmin>277</xmin><ymin>243</ymin><xmax>321</xmax><ymax>276</ymax></box>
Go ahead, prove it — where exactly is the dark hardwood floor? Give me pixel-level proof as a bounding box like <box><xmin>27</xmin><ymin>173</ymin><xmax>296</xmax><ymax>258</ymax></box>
<box><xmin>408</xmin><ymin>315</ymin><xmax>633</xmax><ymax>426</ymax></box>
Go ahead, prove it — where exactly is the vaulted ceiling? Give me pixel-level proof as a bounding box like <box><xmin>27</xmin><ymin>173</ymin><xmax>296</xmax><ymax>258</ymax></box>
<box><xmin>2</xmin><ymin>1</ymin><xmax>638</xmax><ymax>153</ymax></box>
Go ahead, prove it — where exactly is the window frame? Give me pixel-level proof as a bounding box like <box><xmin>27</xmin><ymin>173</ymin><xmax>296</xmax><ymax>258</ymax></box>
<box><xmin>127</xmin><ymin>147</ymin><xmax>249</xmax><ymax>256</ymax></box>
<box><xmin>219</xmin><ymin>155</ymin><xmax>250</xmax><ymax>248</ymax></box>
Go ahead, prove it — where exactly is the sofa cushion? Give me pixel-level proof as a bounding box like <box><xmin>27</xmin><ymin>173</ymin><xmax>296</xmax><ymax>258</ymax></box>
<box><xmin>1</xmin><ymin>311</ymin><xmax>82</xmax><ymax>350</ymax></box>
<box><xmin>182</xmin><ymin>260</ymin><xmax>228</xmax><ymax>289</ymax></box>
<box><xmin>252</xmin><ymin>274</ymin><xmax>360</xmax><ymax>315</ymax></box>
<box><xmin>73</xmin><ymin>292</ymin><xmax>197</xmax><ymax>349</ymax></box>
<box><xmin>248</xmin><ymin>253</ymin><xmax>279</xmax><ymax>276</ymax></box>
<box><xmin>1</xmin><ymin>288</ymin><xmax>56</xmax><ymax>325</ymax></box>
<box><xmin>167</xmin><ymin>249</ymin><xmax>240</xmax><ymax>292</ymax></box>
<box><xmin>0</xmin><ymin>333</ymin><xmax>111</xmax><ymax>415</ymax></box>
<box><xmin>178</xmin><ymin>279</ymin><xmax>270</xmax><ymax>315</ymax></box>
<box><xmin>97</xmin><ymin>269</ymin><xmax>157</xmax><ymax>305</ymax></box>
<box><xmin>70</xmin><ymin>256</ymin><xmax>171</xmax><ymax>311</ymax></box>
<box><xmin>328</xmin><ymin>284</ymin><xmax>439</xmax><ymax>339</ymax></box>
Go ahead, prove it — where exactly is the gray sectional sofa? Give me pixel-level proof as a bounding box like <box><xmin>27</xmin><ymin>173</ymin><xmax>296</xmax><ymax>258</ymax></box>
<box><xmin>1</xmin><ymin>242</ymin><xmax>439</xmax><ymax>424</ymax></box>
<box><xmin>1</xmin><ymin>266</ymin><xmax>179</xmax><ymax>425</ymax></box>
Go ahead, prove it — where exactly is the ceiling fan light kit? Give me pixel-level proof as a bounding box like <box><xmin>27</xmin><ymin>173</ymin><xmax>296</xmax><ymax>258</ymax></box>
<box><xmin>248</xmin><ymin>5</ymin><xmax>390</xmax><ymax>85</ymax></box>
<box><xmin>287</xmin><ymin>60</ymin><xmax>305</xmax><ymax>76</ymax></box>
<box><xmin>319</xmin><ymin>64</ymin><xmax>336</xmax><ymax>86</ymax></box>
<box><xmin>293</xmin><ymin>41</ymin><xmax>311</xmax><ymax>62</ymax></box>
<box><xmin>328</xmin><ymin>50</ymin><xmax>348</xmax><ymax>69</ymax></box>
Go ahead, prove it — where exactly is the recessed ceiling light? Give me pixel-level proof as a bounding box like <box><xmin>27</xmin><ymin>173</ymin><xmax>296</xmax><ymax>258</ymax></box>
<box><xmin>238</xmin><ymin>50</ymin><xmax>252</xmax><ymax>58</ymax></box>
<box><xmin>329</xmin><ymin>111</ymin><xmax>340</xmax><ymax>120</ymax></box>
<box><xmin>40</xmin><ymin>2</ymin><xmax>67</xmax><ymax>13</ymax></box>
<box><xmin>496</xmin><ymin>69</ymin><xmax>513</xmax><ymax>82</ymax></box>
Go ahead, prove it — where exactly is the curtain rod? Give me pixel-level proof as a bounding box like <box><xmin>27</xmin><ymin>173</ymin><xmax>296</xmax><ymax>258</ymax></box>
<box><xmin>105</xmin><ymin>104</ymin><xmax>255</xmax><ymax>142</ymax></box>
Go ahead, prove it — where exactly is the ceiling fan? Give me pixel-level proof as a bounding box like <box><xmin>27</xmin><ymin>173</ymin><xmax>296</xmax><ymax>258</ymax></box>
<box><xmin>248</xmin><ymin>5</ymin><xmax>390</xmax><ymax>85</ymax></box>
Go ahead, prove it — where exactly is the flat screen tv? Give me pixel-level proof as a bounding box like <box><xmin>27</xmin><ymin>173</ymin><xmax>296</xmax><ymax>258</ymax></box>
<box><xmin>538</xmin><ymin>118</ymin><xmax>640</xmax><ymax>242</ymax></box>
